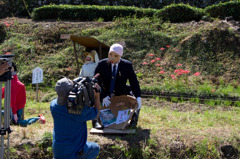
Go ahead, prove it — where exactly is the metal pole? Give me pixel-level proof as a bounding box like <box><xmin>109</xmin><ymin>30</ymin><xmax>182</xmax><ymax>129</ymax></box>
<box><xmin>0</xmin><ymin>55</ymin><xmax>14</xmax><ymax>159</ymax></box>
<box><xmin>0</xmin><ymin>82</ymin><xmax>4</xmax><ymax>159</ymax></box>
<box><xmin>6</xmin><ymin>80</ymin><xmax>11</xmax><ymax>159</ymax></box>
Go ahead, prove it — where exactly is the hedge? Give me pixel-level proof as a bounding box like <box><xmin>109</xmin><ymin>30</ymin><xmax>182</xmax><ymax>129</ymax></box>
<box><xmin>32</xmin><ymin>2</ymin><xmax>240</xmax><ymax>22</ymax></box>
<box><xmin>154</xmin><ymin>3</ymin><xmax>205</xmax><ymax>23</ymax></box>
<box><xmin>31</xmin><ymin>4</ymin><xmax>157</xmax><ymax>21</ymax></box>
<box><xmin>205</xmin><ymin>1</ymin><xmax>240</xmax><ymax>21</ymax></box>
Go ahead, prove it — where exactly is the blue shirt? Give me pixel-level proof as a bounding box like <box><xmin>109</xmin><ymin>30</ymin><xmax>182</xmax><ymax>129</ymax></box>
<box><xmin>50</xmin><ymin>99</ymin><xmax>98</xmax><ymax>159</ymax></box>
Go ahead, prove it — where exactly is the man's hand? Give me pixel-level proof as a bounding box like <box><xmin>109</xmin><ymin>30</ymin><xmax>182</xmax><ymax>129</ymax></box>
<box><xmin>102</xmin><ymin>96</ymin><xmax>111</xmax><ymax>107</ymax></box>
<box><xmin>13</xmin><ymin>114</ymin><xmax>18</xmax><ymax>123</ymax></box>
<box><xmin>137</xmin><ymin>97</ymin><xmax>142</xmax><ymax>110</ymax></box>
<box><xmin>0</xmin><ymin>62</ymin><xmax>10</xmax><ymax>76</ymax></box>
<box><xmin>93</xmin><ymin>83</ymin><xmax>100</xmax><ymax>94</ymax></box>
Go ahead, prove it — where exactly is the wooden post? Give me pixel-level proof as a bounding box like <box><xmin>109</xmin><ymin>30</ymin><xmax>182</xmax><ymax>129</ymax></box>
<box><xmin>73</xmin><ymin>41</ymin><xmax>80</xmax><ymax>75</ymax></box>
<box><xmin>36</xmin><ymin>83</ymin><xmax>38</xmax><ymax>102</ymax></box>
<box><xmin>99</xmin><ymin>42</ymin><xmax>102</xmax><ymax>59</ymax></box>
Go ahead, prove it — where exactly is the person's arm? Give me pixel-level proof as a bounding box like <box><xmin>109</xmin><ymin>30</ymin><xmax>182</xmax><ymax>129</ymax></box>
<box><xmin>0</xmin><ymin>63</ymin><xmax>10</xmax><ymax>76</ymax></box>
<box><xmin>128</xmin><ymin>63</ymin><xmax>141</xmax><ymax>98</ymax></box>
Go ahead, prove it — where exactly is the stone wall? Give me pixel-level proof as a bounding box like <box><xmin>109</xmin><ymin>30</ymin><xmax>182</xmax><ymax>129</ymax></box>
<box><xmin>0</xmin><ymin>0</ymin><xmax>233</xmax><ymax>18</ymax></box>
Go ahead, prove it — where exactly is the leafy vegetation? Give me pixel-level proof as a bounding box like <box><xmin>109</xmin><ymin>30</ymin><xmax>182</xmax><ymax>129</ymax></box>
<box><xmin>1</xmin><ymin>15</ymin><xmax>240</xmax><ymax>100</ymax></box>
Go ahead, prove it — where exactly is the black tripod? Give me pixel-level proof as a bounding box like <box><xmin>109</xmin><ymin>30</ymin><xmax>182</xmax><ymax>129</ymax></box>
<box><xmin>0</xmin><ymin>55</ymin><xmax>14</xmax><ymax>159</ymax></box>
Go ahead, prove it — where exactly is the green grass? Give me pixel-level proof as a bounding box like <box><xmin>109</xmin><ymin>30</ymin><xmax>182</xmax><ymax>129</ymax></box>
<box><xmin>8</xmin><ymin>93</ymin><xmax>239</xmax><ymax>158</ymax></box>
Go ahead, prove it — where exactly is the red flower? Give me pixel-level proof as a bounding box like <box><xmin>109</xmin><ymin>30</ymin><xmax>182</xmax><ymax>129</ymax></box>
<box><xmin>211</xmin><ymin>89</ymin><xmax>215</xmax><ymax>92</ymax></box>
<box><xmin>160</xmin><ymin>47</ymin><xmax>165</xmax><ymax>50</ymax></box>
<box><xmin>11</xmin><ymin>21</ymin><xmax>13</xmax><ymax>25</ymax></box>
<box><xmin>142</xmin><ymin>62</ymin><xmax>148</xmax><ymax>65</ymax></box>
<box><xmin>151</xmin><ymin>60</ymin><xmax>156</xmax><ymax>63</ymax></box>
<box><xmin>4</xmin><ymin>21</ymin><xmax>8</xmax><ymax>24</ymax></box>
<box><xmin>159</xmin><ymin>71</ymin><xmax>165</xmax><ymax>74</ymax></box>
<box><xmin>68</xmin><ymin>67</ymin><xmax>71</xmax><ymax>70</ymax></box>
<box><xmin>182</xmin><ymin>70</ymin><xmax>190</xmax><ymax>74</ymax></box>
<box><xmin>5</xmin><ymin>24</ymin><xmax>10</xmax><ymax>27</ymax></box>
<box><xmin>156</xmin><ymin>58</ymin><xmax>161</xmax><ymax>61</ymax></box>
<box><xmin>160</xmin><ymin>67</ymin><xmax>163</xmax><ymax>70</ymax></box>
<box><xmin>166</xmin><ymin>45</ymin><xmax>170</xmax><ymax>48</ymax></box>
<box><xmin>156</xmin><ymin>64</ymin><xmax>160</xmax><ymax>67</ymax></box>
<box><xmin>194</xmin><ymin>72</ymin><xmax>200</xmax><ymax>76</ymax></box>
<box><xmin>149</xmin><ymin>53</ymin><xmax>154</xmax><ymax>56</ymax></box>
<box><xmin>170</xmin><ymin>75</ymin><xmax>175</xmax><ymax>78</ymax></box>
<box><xmin>177</xmin><ymin>72</ymin><xmax>183</xmax><ymax>76</ymax></box>
<box><xmin>174</xmin><ymin>69</ymin><xmax>180</xmax><ymax>73</ymax></box>
<box><xmin>176</xmin><ymin>63</ymin><xmax>182</xmax><ymax>67</ymax></box>
<box><xmin>175</xmin><ymin>49</ymin><xmax>180</xmax><ymax>52</ymax></box>
<box><xmin>5</xmin><ymin>52</ymin><xmax>11</xmax><ymax>55</ymax></box>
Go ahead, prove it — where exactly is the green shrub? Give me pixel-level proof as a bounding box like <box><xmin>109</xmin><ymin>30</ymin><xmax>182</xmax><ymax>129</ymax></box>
<box><xmin>154</xmin><ymin>3</ymin><xmax>205</xmax><ymax>23</ymax></box>
<box><xmin>32</xmin><ymin>4</ymin><xmax>157</xmax><ymax>21</ymax></box>
<box><xmin>205</xmin><ymin>1</ymin><xmax>240</xmax><ymax>21</ymax></box>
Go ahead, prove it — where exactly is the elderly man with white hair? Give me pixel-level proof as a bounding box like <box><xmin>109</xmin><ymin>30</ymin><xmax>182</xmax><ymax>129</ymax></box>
<box><xmin>94</xmin><ymin>43</ymin><xmax>141</xmax><ymax>128</ymax></box>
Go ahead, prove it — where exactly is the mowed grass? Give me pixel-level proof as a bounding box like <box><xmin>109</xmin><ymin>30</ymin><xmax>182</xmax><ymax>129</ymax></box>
<box><xmin>8</xmin><ymin>93</ymin><xmax>240</xmax><ymax>158</ymax></box>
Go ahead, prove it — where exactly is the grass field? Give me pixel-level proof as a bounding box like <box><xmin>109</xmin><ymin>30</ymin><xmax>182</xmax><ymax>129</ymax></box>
<box><xmin>5</xmin><ymin>92</ymin><xmax>240</xmax><ymax>159</ymax></box>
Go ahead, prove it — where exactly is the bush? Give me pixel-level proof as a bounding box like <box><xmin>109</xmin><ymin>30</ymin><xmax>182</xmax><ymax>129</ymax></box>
<box><xmin>205</xmin><ymin>1</ymin><xmax>240</xmax><ymax>21</ymax></box>
<box><xmin>31</xmin><ymin>4</ymin><xmax>157</xmax><ymax>21</ymax></box>
<box><xmin>154</xmin><ymin>3</ymin><xmax>205</xmax><ymax>23</ymax></box>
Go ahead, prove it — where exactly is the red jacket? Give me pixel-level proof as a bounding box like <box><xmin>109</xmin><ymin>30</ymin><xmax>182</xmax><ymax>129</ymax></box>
<box><xmin>2</xmin><ymin>74</ymin><xmax>26</xmax><ymax>114</ymax></box>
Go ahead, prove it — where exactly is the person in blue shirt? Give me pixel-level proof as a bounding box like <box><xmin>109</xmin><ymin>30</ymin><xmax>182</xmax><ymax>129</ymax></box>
<box><xmin>50</xmin><ymin>77</ymin><xmax>100</xmax><ymax>159</ymax></box>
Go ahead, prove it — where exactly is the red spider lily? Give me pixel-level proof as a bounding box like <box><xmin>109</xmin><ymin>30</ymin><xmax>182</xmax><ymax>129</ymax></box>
<box><xmin>172</xmin><ymin>77</ymin><xmax>177</xmax><ymax>80</ymax></box>
<box><xmin>177</xmin><ymin>72</ymin><xmax>183</xmax><ymax>76</ymax></box>
<box><xmin>160</xmin><ymin>47</ymin><xmax>165</xmax><ymax>50</ymax></box>
<box><xmin>211</xmin><ymin>89</ymin><xmax>215</xmax><ymax>92</ymax></box>
<box><xmin>149</xmin><ymin>53</ymin><xmax>154</xmax><ymax>56</ymax></box>
<box><xmin>159</xmin><ymin>71</ymin><xmax>165</xmax><ymax>74</ymax></box>
<box><xmin>176</xmin><ymin>63</ymin><xmax>182</xmax><ymax>67</ymax></box>
<box><xmin>175</xmin><ymin>69</ymin><xmax>190</xmax><ymax>75</ymax></box>
<box><xmin>11</xmin><ymin>21</ymin><xmax>13</xmax><ymax>25</ymax></box>
<box><xmin>175</xmin><ymin>49</ymin><xmax>180</xmax><ymax>52</ymax></box>
<box><xmin>4</xmin><ymin>21</ymin><xmax>8</xmax><ymax>24</ymax></box>
<box><xmin>166</xmin><ymin>45</ymin><xmax>170</xmax><ymax>48</ymax></box>
<box><xmin>182</xmin><ymin>70</ymin><xmax>190</xmax><ymax>74</ymax></box>
<box><xmin>151</xmin><ymin>60</ymin><xmax>156</xmax><ymax>63</ymax></box>
<box><xmin>160</xmin><ymin>67</ymin><xmax>163</xmax><ymax>70</ymax></box>
<box><xmin>194</xmin><ymin>72</ymin><xmax>200</xmax><ymax>76</ymax></box>
<box><xmin>156</xmin><ymin>64</ymin><xmax>160</xmax><ymax>67</ymax></box>
<box><xmin>170</xmin><ymin>74</ymin><xmax>175</xmax><ymax>78</ymax></box>
<box><xmin>156</xmin><ymin>58</ymin><xmax>161</xmax><ymax>61</ymax></box>
<box><xmin>174</xmin><ymin>69</ymin><xmax>180</xmax><ymax>73</ymax></box>
<box><xmin>142</xmin><ymin>62</ymin><xmax>148</xmax><ymax>65</ymax></box>
<box><xmin>5</xmin><ymin>52</ymin><xmax>11</xmax><ymax>55</ymax></box>
<box><xmin>68</xmin><ymin>67</ymin><xmax>71</xmax><ymax>70</ymax></box>
<box><xmin>5</xmin><ymin>24</ymin><xmax>10</xmax><ymax>27</ymax></box>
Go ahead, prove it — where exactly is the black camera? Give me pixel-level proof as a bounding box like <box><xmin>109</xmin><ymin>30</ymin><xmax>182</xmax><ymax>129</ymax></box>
<box><xmin>67</xmin><ymin>76</ymin><xmax>99</xmax><ymax>114</ymax></box>
<box><xmin>0</xmin><ymin>55</ymin><xmax>14</xmax><ymax>82</ymax></box>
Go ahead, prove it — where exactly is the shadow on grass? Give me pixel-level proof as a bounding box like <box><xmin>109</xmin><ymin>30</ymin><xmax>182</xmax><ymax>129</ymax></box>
<box><xmin>98</xmin><ymin>127</ymin><xmax>151</xmax><ymax>159</ymax></box>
